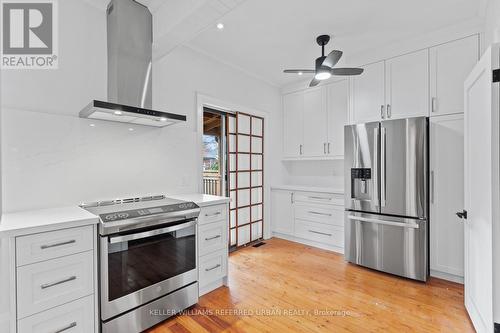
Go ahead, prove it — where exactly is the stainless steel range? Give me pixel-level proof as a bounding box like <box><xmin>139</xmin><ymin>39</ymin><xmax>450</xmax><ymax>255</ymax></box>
<box><xmin>81</xmin><ymin>195</ymin><xmax>200</xmax><ymax>333</ymax></box>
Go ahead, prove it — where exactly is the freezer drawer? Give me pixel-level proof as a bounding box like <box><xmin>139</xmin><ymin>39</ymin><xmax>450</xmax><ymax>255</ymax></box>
<box><xmin>344</xmin><ymin>211</ymin><xmax>427</xmax><ymax>281</ymax></box>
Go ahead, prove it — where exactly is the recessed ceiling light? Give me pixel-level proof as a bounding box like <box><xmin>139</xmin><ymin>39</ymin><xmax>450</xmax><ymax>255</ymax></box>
<box><xmin>216</xmin><ymin>23</ymin><xmax>224</xmax><ymax>30</ymax></box>
<box><xmin>159</xmin><ymin>117</ymin><xmax>168</xmax><ymax>122</ymax></box>
<box><xmin>298</xmin><ymin>71</ymin><xmax>303</xmax><ymax>76</ymax></box>
<box><xmin>114</xmin><ymin>110</ymin><xmax>123</xmax><ymax>115</ymax></box>
<box><xmin>128</xmin><ymin>128</ymin><xmax>134</xmax><ymax>131</ymax></box>
<box><xmin>89</xmin><ymin>123</ymin><xmax>95</xmax><ymax>127</ymax></box>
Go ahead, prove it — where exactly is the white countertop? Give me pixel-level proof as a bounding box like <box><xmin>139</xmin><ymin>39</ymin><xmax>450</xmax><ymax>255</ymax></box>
<box><xmin>271</xmin><ymin>185</ymin><xmax>344</xmax><ymax>194</ymax></box>
<box><xmin>0</xmin><ymin>193</ymin><xmax>230</xmax><ymax>236</ymax></box>
<box><xmin>168</xmin><ymin>193</ymin><xmax>231</xmax><ymax>207</ymax></box>
<box><xmin>0</xmin><ymin>206</ymin><xmax>99</xmax><ymax>236</ymax></box>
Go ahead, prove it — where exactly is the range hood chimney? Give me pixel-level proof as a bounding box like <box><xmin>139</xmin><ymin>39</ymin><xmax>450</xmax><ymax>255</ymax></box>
<box><xmin>79</xmin><ymin>0</ymin><xmax>186</xmax><ymax>127</ymax></box>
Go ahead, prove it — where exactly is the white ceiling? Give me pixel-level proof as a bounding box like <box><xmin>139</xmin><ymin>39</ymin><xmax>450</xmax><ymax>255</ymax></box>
<box><xmin>186</xmin><ymin>0</ymin><xmax>484</xmax><ymax>86</ymax></box>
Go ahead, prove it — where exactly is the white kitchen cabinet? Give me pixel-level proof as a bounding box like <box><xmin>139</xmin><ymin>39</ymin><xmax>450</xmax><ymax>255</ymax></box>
<box><xmin>430</xmin><ymin>114</ymin><xmax>464</xmax><ymax>281</ymax></box>
<box><xmin>350</xmin><ymin>60</ymin><xmax>385</xmax><ymax>124</ymax></box>
<box><xmin>303</xmin><ymin>88</ymin><xmax>328</xmax><ymax>156</ymax></box>
<box><xmin>385</xmin><ymin>49</ymin><xmax>429</xmax><ymax>119</ymax></box>
<box><xmin>327</xmin><ymin>79</ymin><xmax>349</xmax><ymax>157</ymax></box>
<box><xmin>271</xmin><ymin>190</ymin><xmax>294</xmax><ymax>235</ymax></box>
<box><xmin>283</xmin><ymin>91</ymin><xmax>304</xmax><ymax>157</ymax></box>
<box><xmin>271</xmin><ymin>187</ymin><xmax>345</xmax><ymax>253</ymax></box>
<box><xmin>430</xmin><ymin>35</ymin><xmax>479</xmax><ymax>116</ymax></box>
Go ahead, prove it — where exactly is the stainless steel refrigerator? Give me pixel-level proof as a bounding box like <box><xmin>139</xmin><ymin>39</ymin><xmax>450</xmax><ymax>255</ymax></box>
<box><xmin>344</xmin><ymin>117</ymin><xmax>428</xmax><ymax>281</ymax></box>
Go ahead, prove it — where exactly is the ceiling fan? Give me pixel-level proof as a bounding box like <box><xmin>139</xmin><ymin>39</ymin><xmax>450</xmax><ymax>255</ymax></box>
<box><xmin>284</xmin><ymin>35</ymin><xmax>364</xmax><ymax>87</ymax></box>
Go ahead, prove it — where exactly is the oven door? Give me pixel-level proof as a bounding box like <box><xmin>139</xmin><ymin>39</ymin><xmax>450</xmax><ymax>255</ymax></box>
<box><xmin>100</xmin><ymin>219</ymin><xmax>198</xmax><ymax>321</ymax></box>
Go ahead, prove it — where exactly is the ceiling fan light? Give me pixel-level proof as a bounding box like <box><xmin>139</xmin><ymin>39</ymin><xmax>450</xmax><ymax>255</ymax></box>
<box><xmin>315</xmin><ymin>71</ymin><xmax>331</xmax><ymax>80</ymax></box>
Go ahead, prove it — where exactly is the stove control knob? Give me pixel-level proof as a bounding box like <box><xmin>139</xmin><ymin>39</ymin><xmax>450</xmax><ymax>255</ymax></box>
<box><xmin>105</xmin><ymin>214</ymin><xmax>118</xmax><ymax>221</ymax></box>
<box><xmin>117</xmin><ymin>213</ymin><xmax>129</xmax><ymax>219</ymax></box>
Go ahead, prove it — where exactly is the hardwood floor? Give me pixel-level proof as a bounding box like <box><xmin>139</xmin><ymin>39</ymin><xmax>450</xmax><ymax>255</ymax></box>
<box><xmin>147</xmin><ymin>238</ymin><xmax>474</xmax><ymax>332</ymax></box>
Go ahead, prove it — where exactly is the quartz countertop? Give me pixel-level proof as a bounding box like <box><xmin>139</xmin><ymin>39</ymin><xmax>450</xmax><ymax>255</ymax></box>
<box><xmin>0</xmin><ymin>206</ymin><xmax>99</xmax><ymax>236</ymax></box>
<box><xmin>271</xmin><ymin>185</ymin><xmax>344</xmax><ymax>194</ymax></box>
<box><xmin>0</xmin><ymin>193</ymin><xmax>230</xmax><ymax>236</ymax></box>
<box><xmin>168</xmin><ymin>193</ymin><xmax>231</xmax><ymax>207</ymax></box>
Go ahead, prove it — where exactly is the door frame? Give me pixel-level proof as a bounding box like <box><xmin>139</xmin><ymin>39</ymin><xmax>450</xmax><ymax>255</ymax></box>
<box><xmin>196</xmin><ymin>93</ymin><xmax>271</xmax><ymax>240</ymax></box>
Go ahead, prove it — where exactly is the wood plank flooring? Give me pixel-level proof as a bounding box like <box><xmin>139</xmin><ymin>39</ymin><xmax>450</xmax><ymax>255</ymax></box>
<box><xmin>147</xmin><ymin>238</ymin><xmax>474</xmax><ymax>332</ymax></box>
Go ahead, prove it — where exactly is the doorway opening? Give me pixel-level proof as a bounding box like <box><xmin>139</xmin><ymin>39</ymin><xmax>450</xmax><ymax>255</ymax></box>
<box><xmin>203</xmin><ymin>108</ymin><xmax>227</xmax><ymax>196</ymax></box>
<box><xmin>202</xmin><ymin>107</ymin><xmax>265</xmax><ymax>251</ymax></box>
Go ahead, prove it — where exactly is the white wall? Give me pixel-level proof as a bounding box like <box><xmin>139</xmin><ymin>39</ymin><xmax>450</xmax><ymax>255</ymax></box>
<box><xmin>282</xmin><ymin>160</ymin><xmax>344</xmax><ymax>189</ymax></box>
<box><xmin>483</xmin><ymin>0</ymin><xmax>500</xmax><ymax>48</ymax></box>
<box><xmin>0</xmin><ymin>1</ymin><xmax>282</xmax><ymax>213</ymax></box>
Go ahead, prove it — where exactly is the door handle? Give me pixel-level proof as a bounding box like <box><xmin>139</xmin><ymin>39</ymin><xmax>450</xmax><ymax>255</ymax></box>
<box><xmin>430</xmin><ymin>171</ymin><xmax>435</xmax><ymax>204</ymax></box>
<box><xmin>380</xmin><ymin>127</ymin><xmax>387</xmax><ymax>207</ymax></box>
<box><xmin>328</xmin><ymin>142</ymin><xmax>331</xmax><ymax>154</ymax></box>
<box><xmin>386</xmin><ymin>104</ymin><xmax>391</xmax><ymax>118</ymax></box>
<box><xmin>347</xmin><ymin>215</ymin><xmax>420</xmax><ymax>229</ymax></box>
<box><xmin>380</xmin><ymin>105</ymin><xmax>385</xmax><ymax>119</ymax></box>
<box><xmin>373</xmin><ymin>130</ymin><xmax>379</xmax><ymax>207</ymax></box>
<box><xmin>324</xmin><ymin>143</ymin><xmax>327</xmax><ymax>154</ymax></box>
<box><xmin>456</xmin><ymin>210</ymin><xmax>467</xmax><ymax>219</ymax></box>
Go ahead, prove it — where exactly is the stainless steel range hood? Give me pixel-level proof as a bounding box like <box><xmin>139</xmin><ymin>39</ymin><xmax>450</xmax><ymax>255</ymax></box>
<box><xmin>79</xmin><ymin>0</ymin><xmax>186</xmax><ymax>127</ymax></box>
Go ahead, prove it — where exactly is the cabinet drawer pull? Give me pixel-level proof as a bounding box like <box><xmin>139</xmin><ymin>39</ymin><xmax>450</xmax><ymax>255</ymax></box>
<box><xmin>40</xmin><ymin>239</ymin><xmax>76</xmax><ymax>250</ymax></box>
<box><xmin>205</xmin><ymin>212</ymin><xmax>222</xmax><ymax>217</ymax></box>
<box><xmin>308</xmin><ymin>196</ymin><xmax>330</xmax><ymax>201</ymax></box>
<box><xmin>205</xmin><ymin>235</ymin><xmax>221</xmax><ymax>241</ymax></box>
<box><xmin>324</xmin><ymin>143</ymin><xmax>327</xmax><ymax>154</ymax></box>
<box><xmin>308</xmin><ymin>230</ymin><xmax>332</xmax><ymax>237</ymax></box>
<box><xmin>205</xmin><ymin>264</ymin><xmax>221</xmax><ymax>272</ymax></box>
<box><xmin>381</xmin><ymin>105</ymin><xmax>385</xmax><ymax>119</ymax></box>
<box><xmin>386</xmin><ymin>104</ymin><xmax>391</xmax><ymax>118</ymax></box>
<box><xmin>328</xmin><ymin>142</ymin><xmax>331</xmax><ymax>154</ymax></box>
<box><xmin>54</xmin><ymin>322</ymin><xmax>77</xmax><ymax>333</ymax></box>
<box><xmin>431</xmin><ymin>97</ymin><xmax>437</xmax><ymax>113</ymax></box>
<box><xmin>41</xmin><ymin>276</ymin><xmax>77</xmax><ymax>289</ymax></box>
<box><xmin>308</xmin><ymin>211</ymin><xmax>332</xmax><ymax>217</ymax></box>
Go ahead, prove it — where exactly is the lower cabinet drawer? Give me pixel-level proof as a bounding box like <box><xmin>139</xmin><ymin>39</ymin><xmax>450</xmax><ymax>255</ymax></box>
<box><xmin>198</xmin><ymin>221</ymin><xmax>227</xmax><ymax>256</ymax></box>
<box><xmin>17</xmin><ymin>251</ymin><xmax>94</xmax><ymax>319</ymax></box>
<box><xmin>199</xmin><ymin>249</ymin><xmax>227</xmax><ymax>287</ymax></box>
<box><xmin>294</xmin><ymin>204</ymin><xmax>344</xmax><ymax>227</ymax></box>
<box><xmin>295</xmin><ymin>219</ymin><xmax>344</xmax><ymax>248</ymax></box>
<box><xmin>18</xmin><ymin>295</ymin><xmax>94</xmax><ymax>333</ymax></box>
<box><xmin>199</xmin><ymin>204</ymin><xmax>227</xmax><ymax>225</ymax></box>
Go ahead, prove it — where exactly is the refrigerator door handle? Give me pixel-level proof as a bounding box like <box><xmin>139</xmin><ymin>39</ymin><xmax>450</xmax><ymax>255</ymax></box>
<box><xmin>347</xmin><ymin>215</ymin><xmax>420</xmax><ymax>229</ymax></box>
<box><xmin>373</xmin><ymin>130</ymin><xmax>379</xmax><ymax>207</ymax></box>
<box><xmin>380</xmin><ymin>127</ymin><xmax>387</xmax><ymax>207</ymax></box>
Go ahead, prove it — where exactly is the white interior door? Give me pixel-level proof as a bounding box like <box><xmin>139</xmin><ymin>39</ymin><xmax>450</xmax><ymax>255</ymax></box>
<box><xmin>463</xmin><ymin>43</ymin><xmax>499</xmax><ymax>333</ymax></box>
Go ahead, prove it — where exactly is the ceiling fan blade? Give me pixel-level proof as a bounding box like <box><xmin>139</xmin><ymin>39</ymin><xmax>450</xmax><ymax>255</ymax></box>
<box><xmin>331</xmin><ymin>67</ymin><xmax>364</xmax><ymax>76</ymax></box>
<box><xmin>309</xmin><ymin>78</ymin><xmax>320</xmax><ymax>87</ymax></box>
<box><xmin>283</xmin><ymin>69</ymin><xmax>315</xmax><ymax>73</ymax></box>
<box><xmin>322</xmin><ymin>50</ymin><xmax>343</xmax><ymax>68</ymax></box>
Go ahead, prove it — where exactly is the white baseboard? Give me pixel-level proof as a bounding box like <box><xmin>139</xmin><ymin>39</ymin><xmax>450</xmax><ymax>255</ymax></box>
<box><xmin>430</xmin><ymin>269</ymin><xmax>464</xmax><ymax>284</ymax></box>
<box><xmin>272</xmin><ymin>232</ymin><xmax>344</xmax><ymax>255</ymax></box>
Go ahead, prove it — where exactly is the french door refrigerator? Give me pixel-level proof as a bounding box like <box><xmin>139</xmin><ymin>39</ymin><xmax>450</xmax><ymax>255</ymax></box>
<box><xmin>344</xmin><ymin>117</ymin><xmax>428</xmax><ymax>281</ymax></box>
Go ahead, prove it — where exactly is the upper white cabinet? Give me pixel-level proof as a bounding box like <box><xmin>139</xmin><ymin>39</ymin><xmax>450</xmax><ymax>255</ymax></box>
<box><xmin>283</xmin><ymin>91</ymin><xmax>304</xmax><ymax>157</ymax></box>
<box><xmin>429</xmin><ymin>35</ymin><xmax>479</xmax><ymax>116</ymax></box>
<box><xmin>283</xmin><ymin>81</ymin><xmax>348</xmax><ymax>159</ymax></box>
<box><xmin>430</xmin><ymin>114</ymin><xmax>464</xmax><ymax>280</ymax></box>
<box><xmin>351</xmin><ymin>50</ymin><xmax>429</xmax><ymax>124</ymax></box>
<box><xmin>327</xmin><ymin>79</ymin><xmax>349</xmax><ymax>157</ymax></box>
<box><xmin>385</xmin><ymin>49</ymin><xmax>429</xmax><ymax>119</ymax></box>
<box><xmin>303</xmin><ymin>88</ymin><xmax>328</xmax><ymax>157</ymax></box>
<box><xmin>351</xmin><ymin>61</ymin><xmax>385</xmax><ymax>123</ymax></box>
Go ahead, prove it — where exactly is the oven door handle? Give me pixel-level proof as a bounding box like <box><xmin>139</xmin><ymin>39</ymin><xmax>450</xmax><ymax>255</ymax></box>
<box><xmin>108</xmin><ymin>220</ymin><xmax>196</xmax><ymax>244</ymax></box>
